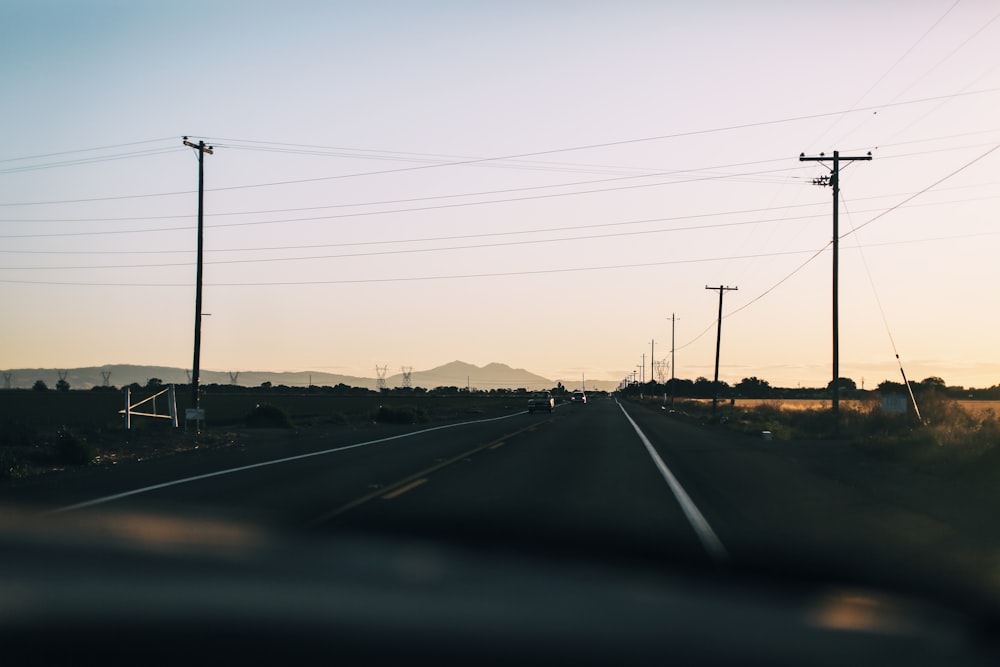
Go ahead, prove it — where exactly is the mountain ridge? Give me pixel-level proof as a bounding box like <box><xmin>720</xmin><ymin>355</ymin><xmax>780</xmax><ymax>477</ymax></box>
<box><xmin>1</xmin><ymin>362</ymin><xmax>617</xmax><ymax>391</ymax></box>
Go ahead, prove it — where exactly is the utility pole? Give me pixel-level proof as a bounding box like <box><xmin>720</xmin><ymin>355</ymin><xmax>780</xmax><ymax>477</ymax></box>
<box><xmin>799</xmin><ymin>150</ymin><xmax>871</xmax><ymax>431</ymax></box>
<box><xmin>670</xmin><ymin>313</ymin><xmax>678</xmax><ymax>408</ymax></box>
<box><xmin>706</xmin><ymin>285</ymin><xmax>737</xmax><ymax>418</ymax></box>
<box><xmin>650</xmin><ymin>340</ymin><xmax>655</xmax><ymax>387</ymax></box>
<box><xmin>641</xmin><ymin>354</ymin><xmax>645</xmax><ymax>384</ymax></box>
<box><xmin>183</xmin><ymin>137</ymin><xmax>213</xmax><ymax>413</ymax></box>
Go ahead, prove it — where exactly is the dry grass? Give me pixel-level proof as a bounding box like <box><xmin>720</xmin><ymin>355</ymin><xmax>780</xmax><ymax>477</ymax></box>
<box><xmin>731</xmin><ymin>398</ymin><xmax>1000</xmax><ymax>417</ymax></box>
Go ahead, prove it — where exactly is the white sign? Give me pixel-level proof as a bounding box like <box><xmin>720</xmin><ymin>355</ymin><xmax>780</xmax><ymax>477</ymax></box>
<box><xmin>882</xmin><ymin>394</ymin><xmax>907</xmax><ymax>414</ymax></box>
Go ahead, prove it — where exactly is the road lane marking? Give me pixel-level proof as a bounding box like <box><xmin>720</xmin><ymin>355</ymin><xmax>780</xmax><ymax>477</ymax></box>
<box><xmin>381</xmin><ymin>478</ymin><xmax>428</xmax><ymax>500</ymax></box>
<box><xmin>489</xmin><ymin>441</ymin><xmax>505</xmax><ymax>449</ymax></box>
<box><xmin>617</xmin><ymin>402</ymin><xmax>729</xmax><ymax>563</ymax></box>
<box><xmin>305</xmin><ymin>421</ymin><xmax>542</xmax><ymax>526</ymax></box>
<box><xmin>49</xmin><ymin>411</ymin><xmax>529</xmax><ymax>514</ymax></box>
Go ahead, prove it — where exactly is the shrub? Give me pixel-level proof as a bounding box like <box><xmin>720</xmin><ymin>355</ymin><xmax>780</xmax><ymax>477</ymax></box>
<box><xmin>0</xmin><ymin>422</ymin><xmax>36</xmax><ymax>449</ymax></box>
<box><xmin>245</xmin><ymin>403</ymin><xmax>293</xmax><ymax>428</ymax></box>
<box><xmin>373</xmin><ymin>405</ymin><xmax>429</xmax><ymax>425</ymax></box>
<box><xmin>327</xmin><ymin>412</ymin><xmax>351</xmax><ymax>425</ymax></box>
<box><xmin>56</xmin><ymin>427</ymin><xmax>95</xmax><ymax>465</ymax></box>
<box><xmin>0</xmin><ymin>448</ymin><xmax>28</xmax><ymax>479</ymax></box>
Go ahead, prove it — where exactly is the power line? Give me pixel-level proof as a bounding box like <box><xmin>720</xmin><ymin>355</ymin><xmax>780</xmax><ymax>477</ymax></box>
<box><xmin>7</xmin><ymin>128</ymin><xmax>1000</xmax><ymax>224</ymax></box>
<box><xmin>0</xmin><ymin>164</ymin><xmax>806</xmax><ymax>238</ymax></box>
<box><xmin>8</xmin><ymin>228</ymin><xmax>995</xmax><ymax>274</ymax></box>
<box><xmin>0</xmin><ymin>147</ymin><xmax>187</xmax><ymax>174</ymax></box>
<box><xmin>820</xmin><ymin>0</ymin><xmax>962</xmax><ymax>146</ymax></box>
<box><xmin>4</xmin><ymin>87</ymin><xmax>998</xmax><ymax>208</ymax></box>
<box><xmin>0</xmin><ymin>247</ymin><xmax>829</xmax><ymax>287</ymax></box>
<box><xmin>673</xmin><ymin>145</ymin><xmax>1000</xmax><ymax>363</ymax></box>
<box><xmin>3</xmin><ymin>215</ymin><xmax>839</xmax><ymax>269</ymax></box>
<box><xmin>3</xmin><ymin>205</ymin><xmax>833</xmax><ymax>249</ymax></box>
<box><xmin>888</xmin><ymin>7</ymin><xmax>1000</xmax><ymax>106</ymax></box>
<box><xmin>842</xmin><ymin>143</ymin><xmax>1000</xmax><ymax>239</ymax></box>
<box><xmin>0</xmin><ymin>157</ymin><xmax>800</xmax><ymax>223</ymax></box>
<box><xmin>5</xmin><ymin>190</ymin><xmax>999</xmax><ymax>259</ymax></box>
<box><xmin>0</xmin><ymin>137</ymin><xmax>176</xmax><ymax>164</ymax></box>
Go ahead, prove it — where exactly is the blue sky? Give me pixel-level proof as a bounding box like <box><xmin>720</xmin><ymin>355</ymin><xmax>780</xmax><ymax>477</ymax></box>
<box><xmin>3</xmin><ymin>0</ymin><xmax>1000</xmax><ymax>388</ymax></box>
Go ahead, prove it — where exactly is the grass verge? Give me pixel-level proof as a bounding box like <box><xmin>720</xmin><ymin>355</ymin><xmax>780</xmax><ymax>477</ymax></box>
<box><xmin>631</xmin><ymin>393</ymin><xmax>1000</xmax><ymax>482</ymax></box>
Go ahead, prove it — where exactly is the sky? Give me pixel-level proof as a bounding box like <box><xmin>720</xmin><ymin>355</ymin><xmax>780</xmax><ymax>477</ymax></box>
<box><xmin>2</xmin><ymin>0</ymin><xmax>999</xmax><ymax>390</ymax></box>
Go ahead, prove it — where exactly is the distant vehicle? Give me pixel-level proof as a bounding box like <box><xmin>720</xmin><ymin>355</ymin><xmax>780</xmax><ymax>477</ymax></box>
<box><xmin>528</xmin><ymin>391</ymin><xmax>555</xmax><ymax>414</ymax></box>
<box><xmin>570</xmin><ymin>391</ymin><xmax>588</xmax><ymax>404</ymax></box>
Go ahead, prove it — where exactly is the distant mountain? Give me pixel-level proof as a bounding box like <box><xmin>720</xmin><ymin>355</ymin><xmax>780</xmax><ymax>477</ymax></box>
<box><xmin>0</xmin><ymin>365</ymin><xmax>373</xmax><ymax>391</ymax></box>
<box><xmin>0</xmin><ymin>361</ymin><xmax>617</xmax><ymax>391</ymax></box>
<box><xmin>387</xmin><ymin>361</ymin><xmax>554</xmax><ymax>391</ymax></box>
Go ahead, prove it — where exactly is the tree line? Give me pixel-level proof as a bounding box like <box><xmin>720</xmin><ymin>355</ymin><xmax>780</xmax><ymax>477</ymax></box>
<box><xmin>619</xmin><ymin>375</ymin><xmax>1000</xmax><ymax>400</ymax></box>
<box><xmin>20</xmin><ymin>374</ymin><xmax>1000</xmax><ymax>400</ymax></box>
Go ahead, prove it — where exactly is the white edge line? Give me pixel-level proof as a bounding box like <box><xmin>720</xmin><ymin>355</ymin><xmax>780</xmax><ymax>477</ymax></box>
<box><xmin>617</xmin><ymin>401</ymin><xmax>728</xmax><ymax>562</ymax></box>
<box><xmin>49</xmin><ymin>411</ymin><xmax>527</xmax><ymax>514</ymax></box>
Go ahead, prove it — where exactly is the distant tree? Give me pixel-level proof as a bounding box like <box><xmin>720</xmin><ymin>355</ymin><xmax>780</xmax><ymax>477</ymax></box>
<box><xmin>693</xmin><ymin>377</ymin><xmax>715</xmax><ymax>398</ymax></box>
<box><xmin>827</xmin><ymin>377</ymin><xmax>857</xmax><ymax>392</ymax></box>
<box><xmin>736</xmin><ymin>376</ymin><xmax>771</xmax><ymax>398</ymax></box>
<box><xmin>666</xmin><ymin>378</ymin><xmax>694</xmax><ymax>398</ymax></box>
<box><xmin>32</xmin><ymin>379</ymin><xmax>49</xmax><ymax>392</ymax></box>
<box><xmin>260</xmin><ymin>381</ymin><xmax>272</xmax><ymax>389</ymax></box>
<box><xmin>146</xmin><ymin>378</ymin><xmax>163</xmax><ymax>389</ymax></box>
<box><xmin>919</xmin><ymin>376</ymin><xmax>946</xmax><ymax>390</ymax></box>
<box><xmin>877</xmin><ymin>380</ymin><xmax>905</xmax><ymax>394</ymax></box>
<box><xmin>56</xmin><ymin>377</ymin><xmax>70</xmax><ymax>392</ymax></box>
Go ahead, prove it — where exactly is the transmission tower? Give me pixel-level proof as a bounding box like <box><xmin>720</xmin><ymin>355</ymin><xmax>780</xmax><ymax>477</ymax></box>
<box><xmin>654</xmin><ymin>359</ymin><xmax>669</xmax><ymax>384</ymax></box>
<box><xmin>3</xmin><ymin>373</ymin><xmax>11</xmax><ymax>390</ymax></box>
<box><xmin>375</xmin><ymin>365</ymin><xmax>388</xmax><ymax>391</ymax></box>
<box><xmin>401</xmin><ymin>366</ymin><xmax>413</xmax><ymax>389</ymax></box>
<box><xmin>58</xmin><ymin>370</ymin><xmax>68</xmax><ymax>382</ymax></box>
<box><xmin>101</xmin><ymin>371</ymin><xmax>112</xmax><ymax>387</ymax></box>
<box><xmin>229</xmin><ymin>371</ymin><xmax>240</xmax><ymax>385</ymax></box>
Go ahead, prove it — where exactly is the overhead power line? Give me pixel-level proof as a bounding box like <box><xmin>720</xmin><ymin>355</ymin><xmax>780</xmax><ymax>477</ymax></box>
<box><xmin>3</xmin><ymin>86</ymin><xmax>998</xmax><ymax>208</ymax></box>
<box><xmin>0</xmin><ymin>164</ymin><xmax>806</xmax><ymax>238</ymax></box>
<box><xmin>0</xmin><ymin>247</ymin><xmax>828</xmax><ymax>287</ymax></box>
<box><xmin>0</xmin><ymin>137</ymin><xmax>176</xmax><ymax>164</ymax></box>
<box><xmin>843</xmin><ymin>143</ymin><xmax>1000</xmax><ymax>238</ymax></box>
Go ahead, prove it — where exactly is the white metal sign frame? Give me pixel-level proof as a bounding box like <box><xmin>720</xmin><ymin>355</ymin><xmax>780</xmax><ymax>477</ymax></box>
<box><xmin>120</xmin><ymin>385</ymin><xmax>178</xmax><ymax>430</ymax></box>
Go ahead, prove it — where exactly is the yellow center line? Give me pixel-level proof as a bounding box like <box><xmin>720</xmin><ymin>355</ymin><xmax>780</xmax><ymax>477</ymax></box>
<box><xmin>489</xmin><ymin>441</ymin><xmax>506</xmax><ymax>449</ymax></box>
<box><xmin>305</xmin><ymin>421</ymin><xmax>541</xmax><ymax>527</ymax></box>
<box><xmin>381</xmin><ymin>478</ymin><xmax>428</xmax><ymax>500</ymax></box>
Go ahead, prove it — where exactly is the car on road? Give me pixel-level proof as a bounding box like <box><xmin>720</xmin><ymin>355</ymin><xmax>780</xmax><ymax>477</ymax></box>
<box><xmin>570</xmin><ymin>391</ymin><xmax>587</xmax><ymax>404</ymax></box>
<box><xmin>528</xmin><ymin>391</ymin><xmax>555</xmax><ymax>414</ymax></box>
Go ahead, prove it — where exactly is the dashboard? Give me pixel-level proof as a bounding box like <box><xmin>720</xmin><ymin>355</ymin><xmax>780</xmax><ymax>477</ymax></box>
<box><xmin>0</xmin><ymin>508</ymin><xmax>996</xmax><ymax>666</ymax></box>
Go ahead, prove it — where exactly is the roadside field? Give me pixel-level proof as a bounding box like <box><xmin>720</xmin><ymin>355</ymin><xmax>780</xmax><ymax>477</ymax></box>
<box><xmin>0</xmin><ymin>390</ymin><xmax>527</xmax><ymax>431</ymax></box>
<box><xmin>728</xmin><ymin>398</ymin><xmax>1000</xmax><ymax>416</ymax></box>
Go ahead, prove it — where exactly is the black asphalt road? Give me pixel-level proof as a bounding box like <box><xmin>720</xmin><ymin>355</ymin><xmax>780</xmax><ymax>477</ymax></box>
<box><xmin>2</xmin><ymin>396</ymin><xmax>997</xmax><ymax>591</ymax></box>
<box><xmin>4</xmin><ymin>396</ymin><xmax>1000</xmax><ymax>667</ymax></box>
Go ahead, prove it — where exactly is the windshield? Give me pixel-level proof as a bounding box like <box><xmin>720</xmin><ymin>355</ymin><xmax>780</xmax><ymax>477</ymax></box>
<box><xmin>2</xmin><ymin>2</ymin><xmax>1000</xmax><ymax>663</ymax></box>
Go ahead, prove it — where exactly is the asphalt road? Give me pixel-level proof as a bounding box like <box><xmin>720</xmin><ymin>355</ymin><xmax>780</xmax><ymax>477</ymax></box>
<box><xmin>2</xmin><ymin>395</ymin><xmax>997</xmax><ymax>589</ymax></box>
<box><xmin>4</xmin><ymin>396</ymin><xmax>1000</xmax><ymax>666</ymax></box>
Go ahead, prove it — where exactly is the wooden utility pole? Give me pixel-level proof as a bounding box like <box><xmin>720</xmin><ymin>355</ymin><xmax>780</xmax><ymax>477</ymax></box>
<box><xmin>650</xmin><ymin>340</ymin><xmax>655</xmax><ymax>387</ymax></box>
<box><xmin>183</xmin><ymin>137</ymin><xmax>214</xmax><ymax>413</ymax></box>
<box><xmin>706</xmin><ymin>285</ymin><xmax>737</xmax><ymax>418</ymax></box>
<box><xmin>798</xmin><ymin>150</ymin><xmax>871</xmax><ymax>431</ymax></box>
<box><xmin>670</xmin><ymin>313</ymin><xmax>678</xmax><ymax>407</ymax></box>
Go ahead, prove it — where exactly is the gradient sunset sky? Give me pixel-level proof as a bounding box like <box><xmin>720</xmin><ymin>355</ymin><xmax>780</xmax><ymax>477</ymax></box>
<box><xmin>2</xmin><ymin>0</ymin><xmax>999</xmax><ymax>389</ymax></box>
